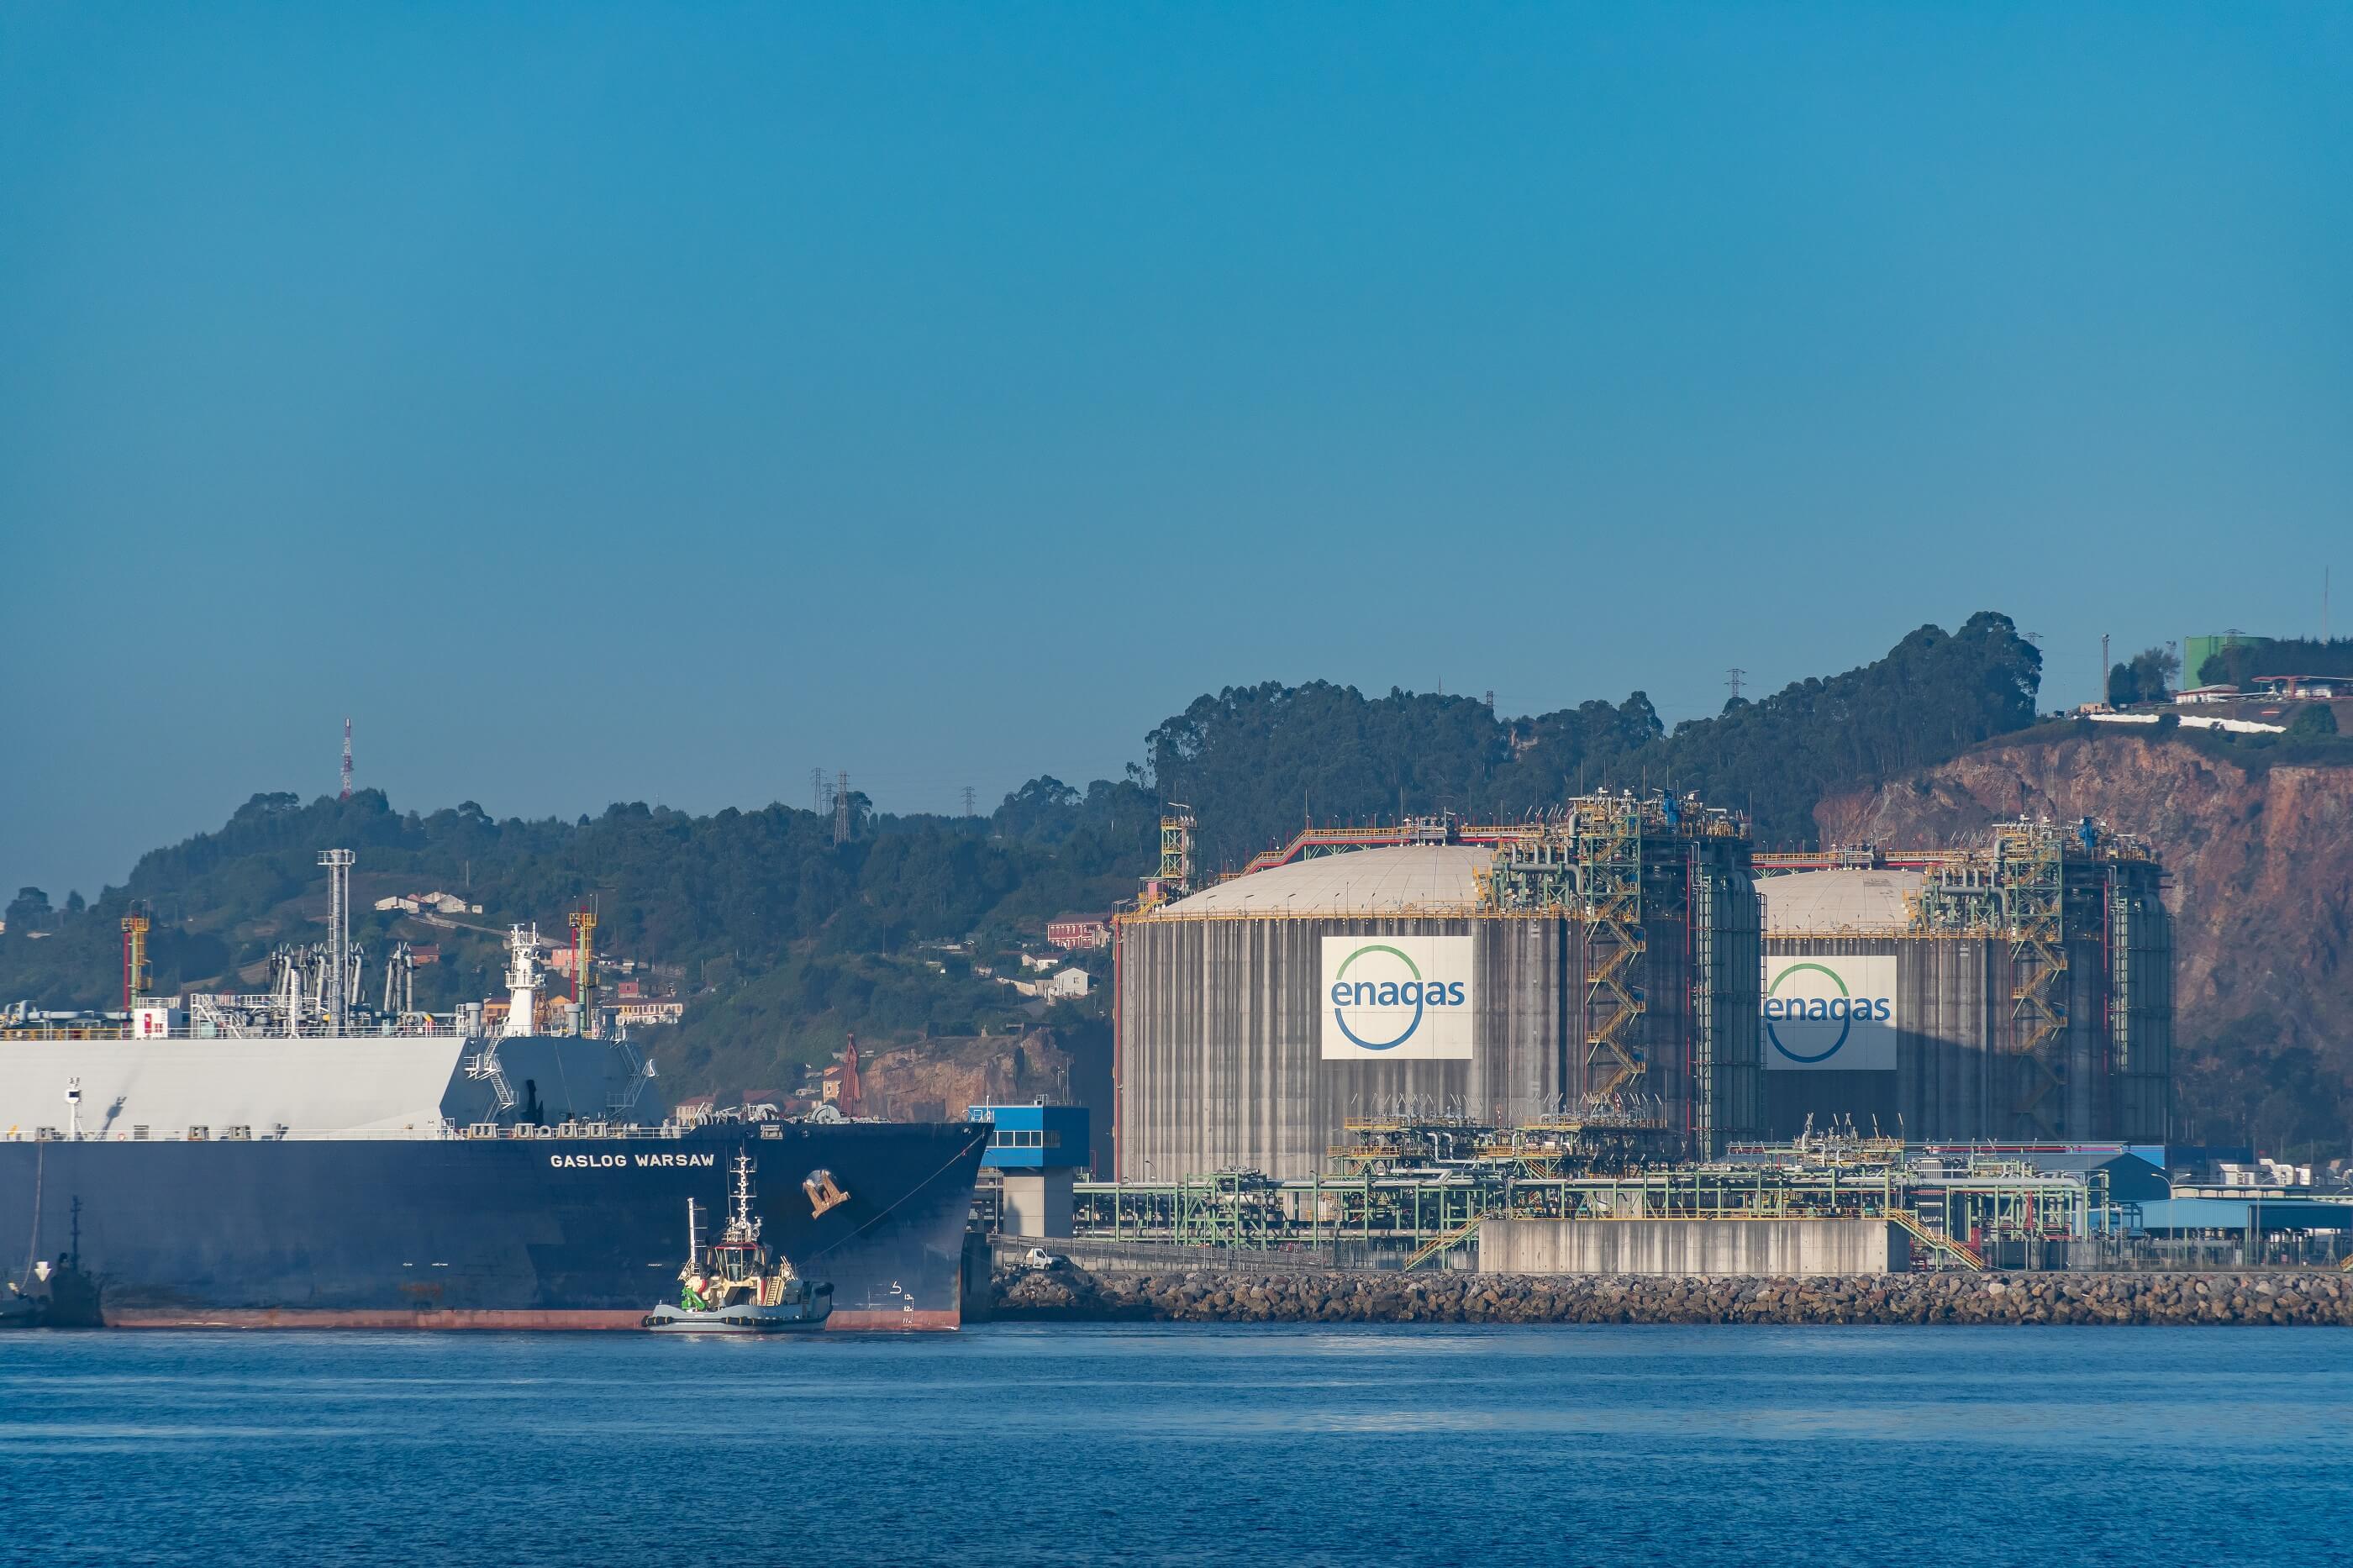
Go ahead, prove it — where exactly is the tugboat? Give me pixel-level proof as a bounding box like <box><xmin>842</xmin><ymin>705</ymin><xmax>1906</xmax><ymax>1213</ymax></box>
<box><xmin>642</xmin><ymin>1150</ymin><xmax>834</xmax><ymax>1334</ymax></box>
<box><xmin>3</xmin><ymin>1197</ymin><xmax>102</xmax><ymax>1329</ymax></box>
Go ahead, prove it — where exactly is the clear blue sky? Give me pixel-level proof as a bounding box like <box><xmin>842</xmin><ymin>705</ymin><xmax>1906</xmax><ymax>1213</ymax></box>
<box><xmin>3</xmin><ymin>3</ymin><xmax>2347</xmax><ymax>902</ymax></box>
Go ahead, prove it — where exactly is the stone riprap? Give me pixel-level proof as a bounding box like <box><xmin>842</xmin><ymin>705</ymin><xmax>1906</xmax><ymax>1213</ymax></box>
<box><xmin>991</xmin><ymin>1264</ymin><xmax>2353</xmax><ymax>1326</ymax></box>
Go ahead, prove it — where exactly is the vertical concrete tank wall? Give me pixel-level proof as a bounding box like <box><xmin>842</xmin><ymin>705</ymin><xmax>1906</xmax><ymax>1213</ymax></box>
<box><xmin>2106</xmin><ymin>869</ymin><xmax>2174</xmax><ymax>1144</ymax></box>
<box><xmin>1757</xmin><ymin>848</ymin><xmax>2172</xmax><ymax>1144</ymax></box>
<box><xmin>1758</xmin><ymin>930</ymin><xmax>2039</xmax><ymax>1139</ymax></box>
<box><xmin>1118</xmin><ymin>898</ymin><xmax>1571</xmax><ymax>1181</ymax></box>
<box><xmin>1115</xmin><ymin>827</ymin><xmax>1763</xmax><ymax>1181</ymax></box>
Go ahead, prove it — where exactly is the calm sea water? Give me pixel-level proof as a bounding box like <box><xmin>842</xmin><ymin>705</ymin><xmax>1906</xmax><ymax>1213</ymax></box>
<box><xmin>3</xmin><ymin>1323</ymin><xmax>2348</xmax><ymax>1565</ymax></box>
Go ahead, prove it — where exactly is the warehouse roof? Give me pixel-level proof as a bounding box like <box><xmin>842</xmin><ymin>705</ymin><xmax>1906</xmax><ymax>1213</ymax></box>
<box><xmin>2016</xmin><ymin>1150</ymin><xmax>2171</xmax><ymax>1202</ymax></box>
<box><xmin>2133</xmin><ymin>1197</ymin><xmax>2353</xmax><ymax>1234</ymax></box>
<box><xmin>1161</xmin><ymin>845</ymin><xmax>1487</xmax><ymax>916</ymax></box>
<box><xmin>1760</xmin><ymin>869</ymin><xmax>1924</xmax><ymax>934</ymax></box>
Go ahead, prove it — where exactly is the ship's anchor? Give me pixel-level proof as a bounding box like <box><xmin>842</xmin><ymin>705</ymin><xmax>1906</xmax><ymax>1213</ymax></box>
<box><xmin>803</xmin><ymin>1169</ymin><xmax>851</xmax><ymax>1218</ymax></box>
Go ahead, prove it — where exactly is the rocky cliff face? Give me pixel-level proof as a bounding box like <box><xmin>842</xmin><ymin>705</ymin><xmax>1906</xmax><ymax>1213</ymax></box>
<box><xmin>860</xmin><ymin>1030</ymin><xmax>1076</xmax><ymax>1121</ymax></box>
<box><xmin>1815</xmin><ymin>729</ymin><xmax>2353</xmax><ymax>1146</ymax></box>
<box><xmin>858</xmin><ymin>1025</ymin><xmax>1114</xmax><ymax>1170</ymax></box>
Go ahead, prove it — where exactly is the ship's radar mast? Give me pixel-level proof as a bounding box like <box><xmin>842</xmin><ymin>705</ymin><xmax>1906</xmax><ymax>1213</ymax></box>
<box><xmin>503</xmin><ymin>924</ymin><xmax>541</xmax><ymax>1039</ymax></box>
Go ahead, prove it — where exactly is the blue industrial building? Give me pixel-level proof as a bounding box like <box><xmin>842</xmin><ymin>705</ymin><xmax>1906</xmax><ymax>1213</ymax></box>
<box><xmin>969</xmin><ymin>1103</ymin><xmax>1089</xmax><ymax>1238</ymax></box>
<box><xmin>2130</xmin><ymin>1197</ymin><xmax>2352</xmax><ymax>1235</ymax></box>
<box><xmin>971</xmin><ymin>1103</ymin><xmax>1091</xmax><ymax>1171</ymax></box>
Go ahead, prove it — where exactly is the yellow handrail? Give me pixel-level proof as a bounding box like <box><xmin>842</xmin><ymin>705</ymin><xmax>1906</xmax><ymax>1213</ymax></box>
<box><xmin>1404</xmin><ymin>1215</ymin><xmax>1484</xmax><ymax>1271</ymax></box>
<box><xmin>1889</xmin><ymin>1208</ymin><xmax>1985</xmax><ymax>1271</ymax></box>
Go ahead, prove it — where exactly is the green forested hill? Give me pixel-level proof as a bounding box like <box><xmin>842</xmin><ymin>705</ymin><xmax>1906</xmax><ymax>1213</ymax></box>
<box><xmin>0</xmin><ymin>787</ymin><xmax>1150</xmax><ymax>1070</ymax></box>
<box><xmin>1150</xmin><ymin>611</ymin><xmax>2043</xmax><ymax>865</ymax></box>
<box><xmin>1</xmin><ymin>613</ymin><xmax>2045</xmax><ymax>1096</ymax></box>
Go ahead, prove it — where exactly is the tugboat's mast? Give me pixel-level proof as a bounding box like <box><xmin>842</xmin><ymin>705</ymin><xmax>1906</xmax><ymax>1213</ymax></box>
<box><xmin>724</xmin><ymin>1150</ymin><xmax>762</xmax><ymax>1245</ymax></box>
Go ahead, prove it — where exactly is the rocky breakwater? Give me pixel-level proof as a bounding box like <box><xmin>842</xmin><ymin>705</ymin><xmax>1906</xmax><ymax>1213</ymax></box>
<box><xmin>992</xmin><ymin>1264</ymin><xmax>2353</xmax><ymax>1326</ymax></box>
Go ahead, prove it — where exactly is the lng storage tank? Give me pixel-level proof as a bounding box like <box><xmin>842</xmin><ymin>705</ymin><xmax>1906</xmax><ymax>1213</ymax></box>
<box><xmin>1113</xmin><ymin>797</ymin><xmax>2172</xmax><ymax>1181</ymax></box>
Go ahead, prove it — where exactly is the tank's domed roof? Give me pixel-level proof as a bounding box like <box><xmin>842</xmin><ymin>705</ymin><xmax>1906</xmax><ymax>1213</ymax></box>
<box><xmin>1160</xmin><ymin>845</ymin><xmax>1487</xmax><ymax>917</ymax></box>
<box><xmin>1759</xmin><ymin>869</ymin><xmax>1924</xmax><ymax>934</ymax></box>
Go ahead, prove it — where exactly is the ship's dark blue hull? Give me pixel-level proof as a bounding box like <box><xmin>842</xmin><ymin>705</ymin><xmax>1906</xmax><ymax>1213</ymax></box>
<box><xmin>0</xmin><ymin>1123</ymin><xmax>987</xmax><ymax>1329</ymax></box>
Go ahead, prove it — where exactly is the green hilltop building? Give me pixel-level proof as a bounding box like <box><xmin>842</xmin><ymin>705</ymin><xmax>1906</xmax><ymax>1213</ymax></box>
<box><xmin>2182</xmin><ymin>632</ymin><xmax>2271</xmax><ymax>687</ymax></box>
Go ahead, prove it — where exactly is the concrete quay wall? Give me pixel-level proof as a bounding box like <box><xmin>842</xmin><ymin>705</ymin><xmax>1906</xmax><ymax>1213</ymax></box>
<box><xmin>991</xmin><ymin>1265</ymin><xmax>2353</xmax><ymax>1326</ymax></box>
<box><xmin>1479</xmin><ymin>1218</ymin><xmax>1908</xmax><ymax>1277</ymax></box>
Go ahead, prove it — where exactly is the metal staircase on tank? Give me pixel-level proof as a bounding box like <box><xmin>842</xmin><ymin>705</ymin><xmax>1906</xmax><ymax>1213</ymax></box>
<box><xmin>1580</xmin><ymin>798</ymin><xmax>1648</xmax><ymax>1098</ymax></box>
<box><xmin>2000</xmin><ymin>823</ymin><xmax>2070</xmax><ymax>1138</ymax></box>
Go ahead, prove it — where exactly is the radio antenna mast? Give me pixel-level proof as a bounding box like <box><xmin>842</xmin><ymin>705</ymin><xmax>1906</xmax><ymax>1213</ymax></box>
<box><xmin>340</xmin><ymin>718</ymin><xmax>354</xmax><ymax>801</ymax></box>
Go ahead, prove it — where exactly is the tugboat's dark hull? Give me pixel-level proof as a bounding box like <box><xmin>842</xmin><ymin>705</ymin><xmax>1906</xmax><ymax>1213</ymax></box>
<box><xmin>0</xmin><ymin>1123</ymin><xmax>986</xmax><ymax>1329</ymax></box>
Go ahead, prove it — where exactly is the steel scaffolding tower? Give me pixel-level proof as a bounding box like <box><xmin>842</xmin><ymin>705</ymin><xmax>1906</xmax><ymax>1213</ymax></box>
<box><xmin>1579</xmin><ymin>797</ymin><xmax>1648</xmax><ymax>1097</ymax></box>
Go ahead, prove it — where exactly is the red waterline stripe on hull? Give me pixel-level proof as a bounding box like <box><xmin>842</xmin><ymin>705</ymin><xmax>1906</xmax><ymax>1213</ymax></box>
<box><xmin>823</xmin><ymin>1309</ymin><xmax>961</xmax><ymax>1332</ymax></box>
<box><xmin>99</xmin><ymin>1307</ymin><xmax>966</xmax><ymax>1331</ymax></box>
<box><xmin>105</xmin><ymin>1308</ymin><xmax>648</xmax><ymax>1330</ymax></box>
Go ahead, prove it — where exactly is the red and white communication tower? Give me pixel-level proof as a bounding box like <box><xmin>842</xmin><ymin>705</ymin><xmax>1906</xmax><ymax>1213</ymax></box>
<box><xmin>340</xmin><ymin>718</ymin><xmax>353</xmax><ymax>801</ymax></box>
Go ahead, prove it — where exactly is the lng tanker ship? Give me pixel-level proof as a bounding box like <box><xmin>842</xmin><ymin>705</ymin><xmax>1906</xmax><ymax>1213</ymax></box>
<box><xmin>0</xmin><ymin>887</ymin><xmax>987</xmax><ymax>1329</ymax></box>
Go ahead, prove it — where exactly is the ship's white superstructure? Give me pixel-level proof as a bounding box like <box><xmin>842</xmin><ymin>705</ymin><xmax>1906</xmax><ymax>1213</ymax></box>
<box><xmin>0</xmin><ymin>1035</ymin><xmax>468</xmax><ymax>1139</ymax></box>
<box><xmin>1</xmin><ymin>848</ymin><xmax>656</xmax><ymax>1141</ymax></box>
<box><xmin>503</xmin><ymin>923</ymin><xmax>542</xmax><ymax>1039</ymax></box>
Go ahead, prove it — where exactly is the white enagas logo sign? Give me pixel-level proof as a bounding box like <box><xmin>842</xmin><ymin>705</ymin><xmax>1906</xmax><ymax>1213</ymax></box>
<box><xmin>1319</xmin><ymin>936</ymin><xmax>1474</xmax><ymax>1060</ymax></box>
<box><xmin>1763</xmin><ymin>955</ymin><xmax>1898</xmax><ymax>1071</ymax></box>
